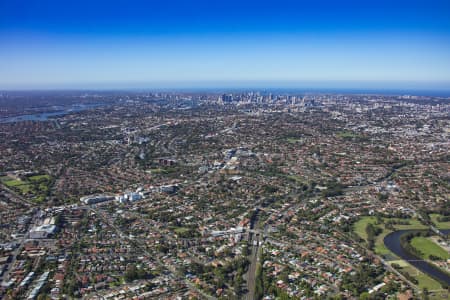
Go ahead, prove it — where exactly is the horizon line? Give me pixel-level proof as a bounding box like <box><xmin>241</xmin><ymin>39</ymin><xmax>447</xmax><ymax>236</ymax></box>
<box><xmin>1</xmin><ymin>79</ymin><xmax>450</xmax><ymax>91</ymax></box>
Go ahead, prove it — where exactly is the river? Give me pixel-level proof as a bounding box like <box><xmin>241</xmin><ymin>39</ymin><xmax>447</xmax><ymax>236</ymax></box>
<box><xmin>0</xmin><ymin>103</ymin><xmax>106</xmax><ymax>123</ymax></box>
<box><xmin>384</xmin><ymin>229</ymin><xmax>450</xmax><ymax>286</ymax></box>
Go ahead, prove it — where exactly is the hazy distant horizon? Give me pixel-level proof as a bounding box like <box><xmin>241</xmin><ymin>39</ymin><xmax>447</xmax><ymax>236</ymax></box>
<box><xmin>1</xmin><ymin>80</ymin><xmax>450</xmax><ymax>97</ymax></box>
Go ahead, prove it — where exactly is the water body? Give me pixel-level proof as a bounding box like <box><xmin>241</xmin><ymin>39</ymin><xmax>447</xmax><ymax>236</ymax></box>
<box><xmin>168</xmin><ymin>86</ymin><xmax>450</xmax><ymax>97</ymax></box>
<box><xmin>0</xmin><ymin>103</ymin><xmax>106</xmax><ymax>123</ymax></box>
<box><xmin>384</xmin><ymin>229</ymin><xmax>450</xmax><ymax>286</ymax></box>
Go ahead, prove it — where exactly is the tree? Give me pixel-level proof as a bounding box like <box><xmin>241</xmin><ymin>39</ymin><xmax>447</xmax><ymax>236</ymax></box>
<box><xmin>233</xmin><ymin>275</ymin><xmax>243</xmax><ymax>296</ymax></box>
<box><xmin>255</xmin><ymin>263</ymin><xmax>264</xmax><ymax>300</ymax></box>
<box><xmin>359</xmin><ymin>292</ymin><xmax>370</xmax><ymax>300</ymax></box>
<box><xmin>366</xmin><ymin>223</ymin><xmax>382</xmax><ymax>250</ymax></box>
<box><xmin>125</xmin><ymin>264</ymin><xmax>138</xmax><ymax>282</ymax></box>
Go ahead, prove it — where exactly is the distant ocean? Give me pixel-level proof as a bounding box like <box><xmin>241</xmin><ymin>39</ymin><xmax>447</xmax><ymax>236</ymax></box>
<box><xmin>175</xmin><ymin>87</ymin><xmax>450</xmax><ymax>97</ymax></box>
<box><xmin>131</xmin><ymin>86</ymin><xmax>450</xmax><ymax>97</ymax></box>
<box><xmin>266</xmin><ymin>88</ymin><xmax>450</xmax><ymax>97</ymax></box>
<box><xmin>2</xmin><ymin>87</ymin><xmax>450</xmax><ymax>98</ymax></box>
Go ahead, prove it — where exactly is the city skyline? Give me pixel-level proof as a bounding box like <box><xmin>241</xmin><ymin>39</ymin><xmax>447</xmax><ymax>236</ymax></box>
<box><xmin>1</xmin><ymin>0</ymin><xmax>450</xmax><ymax>89</ymax></box>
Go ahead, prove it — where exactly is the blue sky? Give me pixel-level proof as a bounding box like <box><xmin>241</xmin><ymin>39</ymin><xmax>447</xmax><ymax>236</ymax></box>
<box><xmin>1</xmin><ymin>0</ymin><xmax>450</xmax><ymax>89</ymax></box>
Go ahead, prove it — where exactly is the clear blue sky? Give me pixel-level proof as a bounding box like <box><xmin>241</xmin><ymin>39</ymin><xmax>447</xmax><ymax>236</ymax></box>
<box><xmin>1</xmin><ymin>0</ymin><xmax>450</xmax><ymax>90</ymax></box>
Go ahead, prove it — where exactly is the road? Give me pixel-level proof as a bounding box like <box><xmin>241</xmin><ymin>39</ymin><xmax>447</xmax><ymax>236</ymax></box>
<box><xmin>246</xmin><ymin>233</ymin><xmax>261</xmax><ymax>300</ymax></box>
<box><xmin>0</xmin><ymin>210</ymin><xmax>40</xmax><ymax>286</ymax></box>
<box><xmin>245</xmin><ymin>208</ymin><xmax>262</xmax><ymax>300</ymax></box>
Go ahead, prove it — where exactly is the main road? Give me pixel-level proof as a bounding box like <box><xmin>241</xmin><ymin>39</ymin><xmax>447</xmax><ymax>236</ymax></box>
<box><xmin>245</xmin><ymin>208</ymin><xmax>263</xmax><ymax>300</ymax></box>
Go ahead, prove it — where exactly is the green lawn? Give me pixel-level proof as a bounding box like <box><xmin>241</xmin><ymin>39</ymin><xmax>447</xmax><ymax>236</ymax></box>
<box><xmin>392</xmin><ymin>261</ymin><xmax>444</xmax><ymax>290</ymax></box>
<box><xmin>410</xmin><ymin>236</ymin><xmax>450</xmax><ymax>260</ymax></box>
<box><xmin>286</xmin><ymin>137</ymin><xmax>303</xmax><ymax>144</ymax></box>
<box><xmin>2</xmin><ymin>178</ymin><xmax>32</xmax><ymax>193</ymax></box>
<box><xmin>401</xmin><ymin>264</ymin><xmax>443</xmax><ymax>290</ymax></box>
<box><xmin>286</xmin><ymin>175</ymin><xmax>306</xmax><ymax>184</ymax></box>
<box><xmin>29</xmin><ymin>174</ymin><xmax>51</xmax><ymax>182</ymax></box>
<box><xmin>374</xmin><ymin>228</ymin><xmax>396</xmax><ymax>257</ymax></box>
<box><xmin>3</xmin><ymin>179</ymin><xmax>24</xmax><ymax>187</ymax></box>
<box><xmin>393</xmin><ymin>218</ymin><xmax>428</xmax><ymax>230</ymax></box>
<box><xmin>15</xmin><ymin>184</ymin><xmax>32</xmax><ymax>194</ymax></box>
<box><xmin>389</xmin><ymin>259</ymin><xmax>409</xmax><ymax>268</ymax></box>
<box><xmin>0</xmin><ymin>174</ymin><xmax>51</xmax><ymax>202</ymax></box>
<box><xmin>416</xmin><ymin>272</ymin><xmax>443</xmax><ymax>290</ymax></box>
<box><xmin>430</xmin><ymin>213</ymin><xmax>450</xmax><ymax>230</ymax></box>
<box><xmin>148</xmin><ymin>168</ymin><xmax>171</xmax><ymax>174</ymax></box>
<box><xmin>353</xmin><ymin>216</ymin><xmax>395</xmax><ymax>257</ymax></box>
<box><xmin>336</xmin><ymin>131</ymin><xmax>361</xmax><ymax>139</ymax></box>
<box><xmin>353</xmin><ymin>216</ymin><xmax>377</xmax><ymax>241</ymax></box>
<box><xmin>172</xmin><ymin>227</ymin><xmax>190</xmax><ymax>234</ymax></box>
